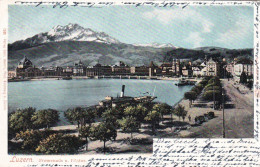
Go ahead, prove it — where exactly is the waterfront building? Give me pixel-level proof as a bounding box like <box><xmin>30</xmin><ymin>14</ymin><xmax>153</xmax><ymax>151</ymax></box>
<box><xmin>234</xmin><ymin>58</ymin><xmax>253</xmax><ymax>77</ymax></box>
<box><xmin>130</xmin><ymin>66</ymin><xmax>149</xmax><ymax>76</ymax></box>
<box><xmin>102</xmin><ymin>65</ymin><xmax>113</xmax><ymax>76</ymax></box>
<box><xmin>24</xmin><ymin>67</ymin><xmax>43</xmax><ymax>77</ymax></box>
<box><xmin>160</xmin><ymin>62</ymin><xmax>173</xmax><ymax>76</ymax></box>
<box><xmin>149</xmin><ymin>61</ymin><xmax>158</xmax><ymax>77</ymax></box>
<box><xmin>43</xmin><ymin>66</ymin><xmax>63</xmax><ymax>77</ymax></box>
<box><xmin>182</xmin><ymin>64</ymin><xmax>192</xmax><ymax>77</ymax></box>
<box><xmin>111</xmin><ymin>61</ymin><xmax>130</xmax><ymax>75</ymax></box>
<box><xmin>86</xmin><ymin>63</ymin><xmax>104</xmax><ymax>77</ymax></box>
<box><xmin>63</xmin><ymin>66</ymin><xmax>74</xmax><ymax>76</ymax></box>
<box><xmin>73</xmin><ymin>60</ymin><xmax>86</xmax><ymax>76</ymax></box>
<box><xmin>17</xmin><ymin>56</ymin><xmax>33</xmax><ymax>69</ymax></box>
<box><xmin>16</xmin><ymin>56</ymin><xmax>42</xmax><ymax>78</ymax></box>
<box><xmin>192</xmin><ymin>66</ymin><xmax>203</xmax><ymax>77</ymax></box>
<box><xmin>8</xmin><ymin>70</ymin><xmax>16</xmax><ymax>79</ymax></box>
<box><xmin>172</xmin><ymin>59</ymin><xmax>182</xmax><ymax>76</ymax></box>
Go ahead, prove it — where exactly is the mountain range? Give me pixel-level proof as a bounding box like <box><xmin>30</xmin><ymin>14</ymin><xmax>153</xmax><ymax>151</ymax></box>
<box><xmin>8</xmin><ymin>23</ymin><xmax>253</xmax><ymax>69</ymax></box>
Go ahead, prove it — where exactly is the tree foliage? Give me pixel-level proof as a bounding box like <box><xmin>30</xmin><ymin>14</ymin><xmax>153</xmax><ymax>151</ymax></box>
<box><xmin>102</xmin><ymin>109</ymin><xmax>119</xmax><ymax>128</ymax></box>
<box><xmin>184</xmin><ymin>91</ymin><xmax>197</xmax><ymax>107</ymax></box>
<box><xmin>15</xmin><ymin>130</ymin><xmax>44</xmax><ymax>151</ymax></box>
<box><xmin>36</xmin><ymin>133</ymin><xmax>82</xmax><ymax>154</ymax></box>
<box><xmin>31</xmin><ymin>109</ymin><xmax>59</xmax><ymax>129</ymax></box>
<box><xmin>144</xmin><ymin>110</ymin><xmax>161</xmax><ymax>134</ymax></box>
<box><xmin>152</xmin><ymin>103</ymin><xmax>172</xmax><ymax>122</ymax></box>
<box><xmin>90</xmin><ymin>122</ymin><xmax>117</xmax><ymax>152</ymax></box>
<box><xmin>64</xmin><ymin>107</ymin><xmax>96</xmax><ymax>128</ymax></box>
<box><xmin>202</xmin><ymin>90</ymin><xmax>222</xmax><ymax>101</ymax></box>
<box><xmin>240</xmin><ymin>71</ymin><xmax>248</xmax><ymax>84</ymax></box>
<box><xmin>173</xmin><ymin>104</ymin><xmax>187</xmax><ymax>121</ymax></box>
<box><xmin>79</xmin><ymin>126</ymin><xmax>91</xmax><ymax>150</ymax></box>
<box><xmin>9</xmin><ymin>107</ymin><xmax>35</xmax><ymax>131</ymax></box>
<box><xmin>119</xmin><ymin>116</ymin><xmax>140</xmax><ymax>139</ymax></box>
<box><xmin>15</xmin><ymin>129</ymin><xmax>54</xmax><ymax>151</ymax></box>
<box><xmin>124</xmin><ymin>104</ymin><xmax>148</xmax><ymax>122</ymax></box>
<box><xmin>208</xmin><ymin>77</ymin><xmax>220</xmax><ymax>85</ymax></box>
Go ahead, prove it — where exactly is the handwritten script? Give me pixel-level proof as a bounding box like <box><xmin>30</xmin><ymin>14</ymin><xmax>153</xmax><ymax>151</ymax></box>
<box><xmin>9</xmin><ymin>139</ymin><xmax>257</xmax><ymax>167</ymax></box>
<box><xmin>14</xmin><ymin>1</ymin><xmax>257</xmax><ymax>9</ymax></box>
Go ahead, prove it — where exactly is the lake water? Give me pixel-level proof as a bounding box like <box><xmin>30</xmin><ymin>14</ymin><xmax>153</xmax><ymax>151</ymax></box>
<box><xmin>8</xmin><ymin>79</ymin><xmax>193</xmax><ymax>112</ymax></box>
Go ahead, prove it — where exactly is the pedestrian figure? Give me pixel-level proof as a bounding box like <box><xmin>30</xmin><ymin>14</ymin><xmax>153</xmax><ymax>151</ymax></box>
<box><xmin>188</xmin><ymin>115</ymin><xmax>191</xmax><ymax>122</ymax></box>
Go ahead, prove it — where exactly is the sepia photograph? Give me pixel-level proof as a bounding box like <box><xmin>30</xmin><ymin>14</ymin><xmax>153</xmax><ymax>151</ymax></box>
<box><xmin>7</xmin><ymin>4</ymin><xmax>254</xmax><ymax>155</ymax></box>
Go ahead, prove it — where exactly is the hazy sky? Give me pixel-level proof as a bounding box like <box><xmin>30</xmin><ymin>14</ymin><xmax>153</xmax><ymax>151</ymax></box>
<box><xmin>9</xmin><ymin>5</ymin><xmax>254</xmax><ymax>49</ymax></box>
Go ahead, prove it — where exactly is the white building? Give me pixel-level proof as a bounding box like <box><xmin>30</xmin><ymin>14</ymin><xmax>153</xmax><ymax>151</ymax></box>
<box><xmin>192</xmin><ymin>66</ymin><xmax>203</xmax><ymax>76</ymax></box>
<box><xmin>234</xmin><ymin>59</ymin><xmax>253</xmax><ymax>77</ymax></box>
<box><xmin>206</xmin><ymin>58</ymin><xmax>220</xmax><ymax>76</ymax></box>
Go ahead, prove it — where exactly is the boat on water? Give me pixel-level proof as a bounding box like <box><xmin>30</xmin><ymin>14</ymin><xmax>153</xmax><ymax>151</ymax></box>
<box><xmin>62</xmin><ymin>76</ymin><xmax>72</xmax><ymax>80</ymax></box>
<box><xmin>175</xmin><ymin>78</ymin><xmax>196</xmax><ymax>86</ymax></box>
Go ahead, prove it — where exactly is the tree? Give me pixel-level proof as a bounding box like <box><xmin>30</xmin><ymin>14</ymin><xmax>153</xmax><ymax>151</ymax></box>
<box><xmin>144</xmin><ymin>110</ymin><xmax>161</xmax><ymax>135</ymax></box>
<box><xmin>96</xmin><ymin>106</ymin><xmax>106</xmax><ymax>118</ymax></box>
<box><xmin>184</xmin><ymin>91</ymin><xmax>197</xmax><ymax>108</ymax></box>
<box><xmin>36</xmin><ymin>133</ymin><xmax>82</xmax><ymax>154</ymax></box>
<box><xmin>152</xmin><ymin>103</ymin><xmax>172</xmax><ymax>122</ymax></box>
<box><xmin>124</xmin><ymin>104</ymin><xmax>148</xmax><ymax>122</ymax></box>
<box><xmin>79</xmin><ymin>126</ymin><xmax>91</xmax><ymax>151</ymax></box>
<box><xmin>247</xmin><ymin>80</ymin><xmax>253</xmax><ymax>90</ymax></box>
<box><xmin>202</xmin><ymin>90</ymin><xmax>222</xmax><ymax>102</ymax></box>
<box><xmin>83</xmin><ymin>108</ymin><xmax>96</xmax><ymax>126</ymax></box>
<box><xmin>191</xmin><ymin>86</ymin><xmax>201</xmax><ymax>95</ymax></box>
<box><xmin>136</xmin><ymin>104</ymin><xmax>149</xmax><ymax>122</ymax></box>
<box><xmin>114</xmin><ymin>103</ymin><xmax>131</xmax><ymax>119</ymax></box>
<box><xmin>240</xmin><ymin>71</ymin><xmax>248</xmax><ymax>84</ymax></box>
<box><xmin>15</xmin><ymin>130</ymin><xmax>44</xmax><ymax>151</ymax></box>
<box><xmin>205</xmin><ymin>86</ymin><xmax>221</xmax><ymax>92</ymax></box>
<box><xmin>31</xmin><ymin>109</ymin><xmax>59</xmax><ymax>129</ymax></box>
<box><xmin>102</xmin><ymin>109</ymin><xmax>119</xmax><ymax>129</ymax></box>
<box><xmin>64</xmin><ymin>107</ymin><xmax>82</xmax><ymax>128</ymax></box>
<box><xmin>124</xmin><ymin>106</ymin><xmax>137</xmax><ymax>117</ymax></box>
<box><xmin>65</xmin><ymin>107</ymin><xmax>95</xmax><ymax>128</ymax></box>
<box><xmin>173</xmin><ymin>104</ymin><xmax>187</xmax><ymax>121</ymax></box>
<box><xmin>208</xmin><ymin>77</ymin><xmax>220</xmax><ymax>85</ymax></box>
<box><xmin>9</xmin><ymin>107</ymin><xmax>35</xmax><ymax>131</ymax></box>
<box><xmin>90</xmin><ymin>122</ymin><xmax>117</xmax><ymax>153</ymax></box>
<box><xmin>119</xmin><ymin>116</ymin><xmax>140</xmax><ymax>139</ymax></box>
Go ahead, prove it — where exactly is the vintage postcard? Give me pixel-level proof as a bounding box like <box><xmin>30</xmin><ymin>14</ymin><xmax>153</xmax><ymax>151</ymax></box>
<box><xmin>0</xmin><ymin>0</ymin><xmax>260</xmax><ymax>166</ymax></box>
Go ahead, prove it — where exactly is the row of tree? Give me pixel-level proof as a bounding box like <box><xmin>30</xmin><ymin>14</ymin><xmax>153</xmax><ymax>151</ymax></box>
<box><xmin>9</xmin><ymin>107</ymin><xmax>59</xmax><ymax>138</ymax></box>
<box><xmin>9</xmin><ymin>102</ymin><xmax>188</xmax><ymax>154</ymax></box>
<box><xmin>64</xmin><ymin>102</ymin><xmax>188</xmax><ymax>152</ymax></box>
<box><xmin>184</xmin><ymin>77</ymin><xmax>211</xmax><ymax>107</ymax></box>
<box><xmin>15</xmin><ymin>129</ymin><xmax>82</xmax><ymax>154</ymax></box>
<box><xmin>201</xmin><ymin>77</ymin><xmax>224</xmax><ymax>110</ymax></box>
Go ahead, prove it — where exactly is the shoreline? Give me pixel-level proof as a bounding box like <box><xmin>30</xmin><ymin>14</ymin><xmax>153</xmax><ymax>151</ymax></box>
<box><xmin>8</xmin><ymin>76</ymin><xmax>200</xmax><ymax>82</ymax></box>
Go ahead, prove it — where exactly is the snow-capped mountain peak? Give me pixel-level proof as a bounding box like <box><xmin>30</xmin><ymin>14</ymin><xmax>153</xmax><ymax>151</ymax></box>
<box><xmin>46</xmin><ymin>23</ymin><xmax>120</xmax><ymax>44</ymax></box>
<box><xmin>16</xmin><ymin>23</ymin><xmax>120</xmax><ymax>46</ymax></box>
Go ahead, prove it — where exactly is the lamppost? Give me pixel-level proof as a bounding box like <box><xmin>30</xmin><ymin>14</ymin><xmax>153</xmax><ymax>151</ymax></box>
<box><xmin>213</xmin><ymin>77</ymin><xmax>215</xmax><ymax>110</ymax></box>
<box><xmin>222</xmin><ymin>88</ymin><xmax>225</xmax><ymax>138</ymax></box>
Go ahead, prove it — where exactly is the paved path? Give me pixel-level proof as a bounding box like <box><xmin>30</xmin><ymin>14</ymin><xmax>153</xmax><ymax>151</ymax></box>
<box><xmin>221</xmin><ymin>79</ymin><xmax>254</xmax><ymax>138</ymax></box>
<box><xmin>178</xmin><ymin>79</ymin><xmax>254</xmax><ymax>138</ymax></box>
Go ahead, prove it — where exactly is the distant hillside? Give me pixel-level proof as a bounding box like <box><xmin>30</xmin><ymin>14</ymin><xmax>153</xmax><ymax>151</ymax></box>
<box><xmin>164</xmin><ymin>47</ymin><xmax>253</xmax><ymax>62</ymax></box>
<box><xmin>8</xmin><ymin>41</ymin><xmax>172</xmax><ymax>70</ymax></box>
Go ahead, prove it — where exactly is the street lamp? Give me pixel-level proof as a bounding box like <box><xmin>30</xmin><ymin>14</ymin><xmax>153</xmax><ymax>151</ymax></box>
<box><xmin>222</xmin><ymin>88</ymin><xmax>225</xmax><ymax>138</ymax></box>
<box><xmin>213</xmin><ymin>77</ymin><xmax>215</xmax><ymax>110</ymax></box>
